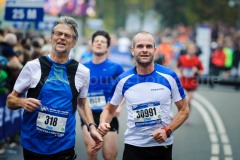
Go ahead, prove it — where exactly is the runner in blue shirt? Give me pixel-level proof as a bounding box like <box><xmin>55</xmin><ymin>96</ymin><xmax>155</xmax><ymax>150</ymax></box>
<box><xmin>6</xmin><ymin>16</ymin><xmax>103</xmax><ymax>160</ymax></box>
<box><xmin>81</xmin><ymin>30</ymin><xmax>124</xmax><ymax>160</ymax></box>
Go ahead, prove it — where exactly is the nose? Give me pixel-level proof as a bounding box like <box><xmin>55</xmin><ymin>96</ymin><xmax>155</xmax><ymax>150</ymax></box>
<box><xmin>142</xmin><ymin>46</ymin><xmax>148</xmax><ymax>52</ymax></box>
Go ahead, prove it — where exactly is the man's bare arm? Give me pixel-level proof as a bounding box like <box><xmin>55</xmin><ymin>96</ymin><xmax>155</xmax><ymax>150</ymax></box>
<box><xmin>98</xmin><ymin>102</ymin><xmax>118</xmax><ymax>136</ymax></box>
<box><xmin>77</xmin><ymin>98</ymin><xmax>94</xmax><ymax>124</ymax></box>
<box><xmin>113</xmin><ymin>98</ymin><xmax>125</xmax><ymax>117</ymax></box>
<box><xmin>169</xmin><ymin>97</ymin><xmax>189</xmax><ymax>132</ymax></box>
<box><xmin>7</xmin><ymin>90</ymin><xmax>41</xmax><ymax>112</ymax></box>
<box><xmin>77</xmin><ymin>97</ymin><xmax>103</xmax><ymax>152</ymax></box>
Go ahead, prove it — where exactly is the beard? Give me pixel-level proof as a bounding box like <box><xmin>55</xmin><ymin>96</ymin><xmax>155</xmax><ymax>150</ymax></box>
<box><xmin>54</xmin><ymin>48</ymin><xmax>68</xmax><ymax>56</ymax></box>
<box><xmin>135</xmin><ymin>54</ymin><xmax>154</xmax><ymax>67</ymax></box>
<box><xmin>53</xmin><ymin>43</ymin><xmax>70</xmax><ymax>55</ymax></box>
<box><xmin>94</xmin><ymin>52</ymin><xmax>106</xmax><ymax>57</ymax></box>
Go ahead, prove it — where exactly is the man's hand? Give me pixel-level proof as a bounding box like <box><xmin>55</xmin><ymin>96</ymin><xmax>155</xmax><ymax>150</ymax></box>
<box><xmin>7</xmin><ymin>90</ymin><xmax>41</xmax><ymax>111</ymax></box>
<box><xmin>97</xmin><ymin>123</ymin><xmax>111</xmax><ymax>137</ymax></box>
<box><xmin>151</xmin><ymin>128</ymin><xmax>167</xmax><ymax>144</ymax></box>
<box><xmin>89</xmin><ymin>128</ymin><xmax>104</xmax><ymax>153</ymax></box>
<box><xmin>21</xmin><ymin>98</ymin><xmax>41</xmax><ymax>112</ymax></box>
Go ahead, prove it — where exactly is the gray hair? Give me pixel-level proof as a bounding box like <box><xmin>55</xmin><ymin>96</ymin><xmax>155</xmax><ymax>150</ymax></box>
<box><xmin>3</xmin><ymin>33</ymin><xmax>17</xmax><ymax>46</ymax></box>
<box><xmin>52</xmin><ymin>16</ymin><xmax>79</xmax><ymax>40</ymax></box>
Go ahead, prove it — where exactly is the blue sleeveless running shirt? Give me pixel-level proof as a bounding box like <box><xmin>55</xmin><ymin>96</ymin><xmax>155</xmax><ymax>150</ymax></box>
<box><xmin>21</xmin><ymin>56</ymin><xmax>79</xmax><ymax>154</ymax></box>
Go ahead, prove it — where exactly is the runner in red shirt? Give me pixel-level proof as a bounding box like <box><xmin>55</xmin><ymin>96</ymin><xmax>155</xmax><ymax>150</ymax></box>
<box><xmin>177</xmin><ymin>42</ymin><xmax>204</xmax><ymax>124</ymax></box>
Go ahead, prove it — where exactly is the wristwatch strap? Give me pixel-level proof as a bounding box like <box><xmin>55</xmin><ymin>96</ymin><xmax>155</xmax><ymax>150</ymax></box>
<box><xmin>164</xmin><ymin>126</ymin><xmax>172</xmax><ymax>138</ymax></box>
<box><xmin>87</xmin><ymin>123</ymin><xmax>97</xmax><ymax>132</ymax></box>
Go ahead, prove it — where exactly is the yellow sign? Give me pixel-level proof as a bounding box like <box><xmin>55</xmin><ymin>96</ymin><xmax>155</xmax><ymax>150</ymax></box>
<box><xmin>0</xmin><ymin>0</ymin><xmax>5</xmax><ymax>6</ymax></box>
<box><xmin>0</xmin><ymin>0</ymin><xmax>5</xmax><ymax>20</ymax></box>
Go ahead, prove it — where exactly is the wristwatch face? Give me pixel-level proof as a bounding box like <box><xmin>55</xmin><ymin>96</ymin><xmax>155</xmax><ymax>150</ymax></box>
<box><xmin>167</xmin><ymin>129</ymin><xmax>172</xmax><ymax>137</ymax></box>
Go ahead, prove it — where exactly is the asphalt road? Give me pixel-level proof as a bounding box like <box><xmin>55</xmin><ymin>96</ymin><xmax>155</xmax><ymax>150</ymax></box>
<box><xmin>3</xmin><ymin>85</ymin><xmax>240</xmax><ymax>160</ymax></box>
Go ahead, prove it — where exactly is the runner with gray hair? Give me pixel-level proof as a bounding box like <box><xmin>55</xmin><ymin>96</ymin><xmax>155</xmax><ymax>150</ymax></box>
<box><xmin>6</xmin><ymin>16</ymin><xmax>103</xmax><ymax>160</ymax></box>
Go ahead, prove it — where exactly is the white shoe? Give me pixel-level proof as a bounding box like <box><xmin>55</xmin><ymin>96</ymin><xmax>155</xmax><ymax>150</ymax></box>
<box><xmin>0</xmin><ymin>148</ymin><xmax>5</xmax><ymax>154</ymax></box>
<box><xmin>8</xmin><ymin>142</ymin><xmax>17</xmax><ymax>149</ymax></box>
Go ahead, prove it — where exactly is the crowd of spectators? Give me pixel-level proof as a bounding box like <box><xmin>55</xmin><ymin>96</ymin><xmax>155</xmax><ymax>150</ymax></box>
<box><xmin>152</xmin><ymin>22</ymin><xmax>240</xmax><ymax>81</ymax></box>
<box><xmin>0</xmin><ymin>28</ymin><xmax>52</xmax><ymax>156</ymax></box>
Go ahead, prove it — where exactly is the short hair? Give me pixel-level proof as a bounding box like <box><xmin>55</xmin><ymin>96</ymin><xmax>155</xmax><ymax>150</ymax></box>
<box><xmin>92</xmin><ymin>30</ymin><xmax>111</xmax><ymax>47</ymax></box>
<box><xmin>132</xmin><ymin>31</ymin><xmax>155</xmax><ymax>48</ymax></box>
<box><xmin>3</xmin><ymin>33</ymin><xmax>17</xmax><ymax>46</ymax></box>
<box><xmin>52</xmin><ymin>16</ymin><xmax>79</xmax><ymax>40</ymax></box>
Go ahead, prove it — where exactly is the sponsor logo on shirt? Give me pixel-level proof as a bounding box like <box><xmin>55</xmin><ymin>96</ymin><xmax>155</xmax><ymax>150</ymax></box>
<box><xmin>151</xmin><ymin>88</ymin><xmax>164</xmax><ymax>91</ymax></box>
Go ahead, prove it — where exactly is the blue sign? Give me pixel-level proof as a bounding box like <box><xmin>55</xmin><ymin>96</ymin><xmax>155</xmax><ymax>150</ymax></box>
<box><xmin>4</xmin><ymin>7</ymin><xmax>44</xmax><ymax>21</ymax></box>
<box><xmin>35</xmin><ymin>21</ymin><xmax>54</xmax><ymax>30</ymax></box>
<box><xmin>35</xmin><ymin>16</ymin><xmax>57</xmax><ymax>31</ymax></box>
<box><xmin>0</xmin><ymin>94</ymin><xmax>22</xmax><ymax>141</ymax></box>
<box><xmin>13</xmin><ymin>22</ymin><xmax>31</xmax><ymax>30</ymax></box>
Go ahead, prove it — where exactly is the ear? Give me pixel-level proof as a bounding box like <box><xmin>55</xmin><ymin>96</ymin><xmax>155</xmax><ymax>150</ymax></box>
<box><xmin>131</xmin><ymin>47</ymin><xmax>134</xmax><ymax>56</ymax></box>
<box><xmin>71</xmin><ymin>39</ymin><xmax>77</xmax><ymax>48</ymax></box>
<box><xmin>154</xmin><ymin>47</ymin><xmax>157</xmax><ymax>53</ymax></box>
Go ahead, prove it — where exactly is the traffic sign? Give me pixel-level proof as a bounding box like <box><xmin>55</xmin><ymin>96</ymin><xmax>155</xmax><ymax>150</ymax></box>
<box><xmin>4</xmin><ymin>0</ymin><xmax>44</xmax><ymax>22</ymax></box>
<box><xmin>5</xmin><ymin>7</ymin><xmax>44</xmax><ymax>21</ymax></box>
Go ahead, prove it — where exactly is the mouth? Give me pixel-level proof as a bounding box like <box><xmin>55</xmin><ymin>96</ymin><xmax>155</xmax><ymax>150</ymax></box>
<box><xmin>140</xmin><ymin>54</ymin><xmax>149</xmax><ymax>58</ymax></box>
<box><xmin>57</xmin><ymin>41</ymin><xmax>66</xmax><ymax>47</ymax></box>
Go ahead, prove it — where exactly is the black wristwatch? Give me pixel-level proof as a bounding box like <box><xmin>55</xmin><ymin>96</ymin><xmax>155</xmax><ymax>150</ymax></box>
<box><xmin>164</xmin><ymin>126</ymin><xmax>172</xmax><ymax>138</ymax></box>
<box><xmin>87</xmin><ymin>123</ymin><xmax>97</xmax><ymax>132</ymax></box>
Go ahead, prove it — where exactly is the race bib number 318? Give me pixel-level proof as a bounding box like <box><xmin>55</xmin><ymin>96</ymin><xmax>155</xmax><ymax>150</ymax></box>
<box><xmin>36</xmin><ymin>108</ymin><xmax>68</xmax><ymax>137</ymax></box>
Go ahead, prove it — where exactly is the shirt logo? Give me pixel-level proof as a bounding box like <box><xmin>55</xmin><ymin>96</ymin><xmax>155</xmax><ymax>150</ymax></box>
<box><xmin>151</xmin><ymin>88</ymin><xmax>164</xmax><ymax>91</ymax></box>
<box><xmin>39</xmin><ymin>105</ymin><xmax>49</xmax><ymax>112</ymax></box>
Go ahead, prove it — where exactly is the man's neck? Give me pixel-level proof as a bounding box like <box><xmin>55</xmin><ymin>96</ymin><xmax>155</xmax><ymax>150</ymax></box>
<box><xmin>92</xmin><ymin>54</ymin><xmax>107</xmax><ymax>64</ymax></box>
<box><xmin>136</xmin><ymin>62</ymin><xmax>155</xmax><ymax>75</ymax></box>
<box><xmin>50</xmin><ymin>53</ymin><xmax>69</xmax><ymax>64</ymax></box>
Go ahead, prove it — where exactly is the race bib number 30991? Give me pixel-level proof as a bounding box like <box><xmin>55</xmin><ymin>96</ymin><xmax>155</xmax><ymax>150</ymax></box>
<box><xmin>132</xmin><ymin>101</ymin><xmax>162</xmax><ymax>127</ymax></box>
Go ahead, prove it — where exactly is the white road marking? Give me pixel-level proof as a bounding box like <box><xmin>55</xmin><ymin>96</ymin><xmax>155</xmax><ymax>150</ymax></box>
<box><xmin>194</xmin><ymin>93</ymin><xmax>233</xmax><ymax>159</ymax></box>
<box><xmin>192</xmin><ymin>100</ymin><xmax>219</xmax><ymax>157</ymax></box>
<box><xmin>223</xmin><ymin>144</ymin><xmax>232</xmax><ymax>156</ymax></box>
<box><xmin>225</xmin><ymin>157</ymin><xmax>233</xmax><ymax>160</ymax></box>
<box><xmin>210</xmin><ymin>133</ymin><xmax>218</xmax><ymax>143</ymax></box>
<box><xmin>211</xmin><ymin>156</ymin><xmax>219</xmax><ymax>160</ymax></box>
<box><xmin>221</xmin><ymin>134</ymin><xmax>230</xmax><ymax>144</ymax></box>
<box><xmin>212</xmin><ymin>143</ymin><xmax>220</xmax><ymax>155</ymax></box>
